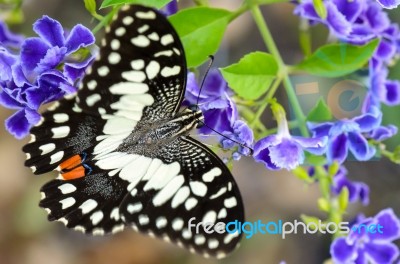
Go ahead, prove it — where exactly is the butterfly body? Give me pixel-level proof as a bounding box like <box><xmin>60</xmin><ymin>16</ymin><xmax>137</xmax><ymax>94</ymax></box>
<box><xmin>23</xmin><ymin>4</ymin><xmax>244</xmax><ymax>258</ymax></box>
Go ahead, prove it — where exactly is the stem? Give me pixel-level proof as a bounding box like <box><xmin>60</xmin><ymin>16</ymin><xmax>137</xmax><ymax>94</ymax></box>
<box><xmin>250</xmin><ymin>77</ymin><xmax>282</xmax><ymax>127</ymax></box>
<box><xmin>249</xmin><ymin>4</ymin><xmax>309</xmax><ymax>137</ymax></box>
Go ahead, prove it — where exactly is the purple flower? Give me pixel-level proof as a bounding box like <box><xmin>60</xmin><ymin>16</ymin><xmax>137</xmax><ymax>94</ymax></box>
<box><xmin>308</xmin><ymin>108</ymin><xmax>381</xmax><ymax>163</ymax></box>
<box><xmin>0</xmin><ymin>16</ymin><xmax>95</xmax><ymax>139</ymax></box>
<box><xmin>185</xmin><ymin>70</ymin><xmax>238</xmax><ymax>135</ymax></box>
<box><xmin>221</xmin><ymin>120</ymin><xmax>254</xmax><ymax>157</ymax></box>
<box><xmin>309</xmin><ymin>165</ymin><xmax>369</xmax><ymax>205</ymax></box>
<box><xmin>332</xmin><ymin>166</ymin><xmax>369</xmax><ymax>205</ymax></box>
<box><xmin>331</xmin><ymin>208</ymin><xmax>400</xmax><ymax>263</ymax></box>
<box><xmin>369</xmin><ymin>64</ymin><xmax>400</xmax><ymax>106</ymax></box>
<box><xmin>377</xmin><ymin>0</ymin><xmax>400</xmax><ymax>9</ymax></box>
<box><xmin>163</xmin><ymin>0</ymin><xmax>178</xmax><ymax>16</ymax></box>
<box><xmin>254</xmin><ymin>102</ymin><xmax>327</xmax><ymax>170</ymax></box>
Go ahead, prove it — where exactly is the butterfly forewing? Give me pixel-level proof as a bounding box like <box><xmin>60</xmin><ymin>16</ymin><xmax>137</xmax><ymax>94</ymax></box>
<box><xmin>23</xmin><ymin>4</ymin><xmax>244</xmax><ymax>258</ymax></box>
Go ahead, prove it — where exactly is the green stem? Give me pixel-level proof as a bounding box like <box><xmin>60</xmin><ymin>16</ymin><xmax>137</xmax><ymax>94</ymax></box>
<box><xmin>249</xmin><ymin>4</ymin><xmax>309</xmax><ymax>137</ymax></box>
<box><xmin>250</xmin><ymin>77</ymin><xmax>282</xmax><ymax>127</ymax></box>
<box><xmin>92</xmin><ymin>7</ymin><xmax>119</xmax><ymax>34</ymax></box>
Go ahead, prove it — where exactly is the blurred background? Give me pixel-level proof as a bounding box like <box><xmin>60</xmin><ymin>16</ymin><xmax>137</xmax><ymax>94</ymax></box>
<box><xmin>0</xmin><ymin>0</ymin><xmax>400</xmax><ymax>264</ymax></box>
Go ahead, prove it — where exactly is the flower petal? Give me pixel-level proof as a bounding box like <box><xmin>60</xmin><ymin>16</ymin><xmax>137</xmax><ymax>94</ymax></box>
<box><xmin>353</xmin><ymin>111</ymin><xmax>381</xmax><ymax>133</ymax></box>
<box><xmin>64</xmin><ymin>24</ymin><xmax>95</xmax><ymax>54</ymax></box>
<box><xmin>0</xmin><ymin>50</ymin><xmax>17</xmax><ymax>81</ymax></box>
<box><xmin>348</xmin><ymin>132</ymin><xmax>376</xmax><ymax>161</ymax></box>
<box><xmin>376</xmin><ymin>0</ymin><xmax>400</xmax><ymax>9</ymax></box>
<box><xmin>36</xmin><ymin>46</ymin><xmax>67</xmax><ymax>73</ymax></box>
<box><xmin>253</xmin><ymin>135</ymin><xmax>280</xmax><ymax>170</ymax></box>
<box><xmin>0</xmin><ymin>21</ymin><xmax>24</xmax><ymax>48</ymax></box>
<box><xmin>20</xmin><ymin>37</ymin><xmax>50</xmax><ymax>75</ymax></box>
<box><xmin>293</xmin><ymin>136</ymin><xmax>327</xmax><ymax>155</ymax></box>
<box><xmin>330</xmin><ymin>237</ymin><xmax>357</xmax><ymax>263</ymax></box>
<box><xmin>368</xmin><ymin>208</ymin><xmax>400</xmax><ymax>242</ymax></box>
<box><xmin>375</xmin><ymin>39</ymin><xmax>396</xmax><ymax>62</ymax></box>
<box><xmin>384</xmin><ymin>80</ymin><xmax>400</xmax><ymax>105</ymax></box>
<box><xmin>364</xmin><ymin>242</ymin><xmax>399</xmax><ymax>264</ymax></box>
<box><xmin>33</xmin><ymin>16</ymin><xmax>65</xmax><ymax>47</ymax></box>
<box><xmin>325</xmin><ymin>1</ymin><xmax>352</xmax><ymax>36</ymax></box>
<box><xmin>268</xmin><ymin>138</ymin><xmax>304</xmax><ymax>170</ymax></box>
<box><xmin>5</xmin><ymin>109</ymin><xmax>31</xmax><ymax>139</ymax></box>
<box><xmin>308</xmin><ymin>122</ymin><xmax>333</xmax><ymax>137</ymax></box>
<box><xmin>327</xmin><ymin>133</ymin><xmax>348</xmax><ymax>164</ymax></box>
<box><xmin>0</xmin><ymin>89</ymin><xmax>23</xmax><ymax>109</ymax></box>
<box><xmin>369</xmin><ymin>125</ymin><xmax>398</xmax><ymax>141</ymax></box>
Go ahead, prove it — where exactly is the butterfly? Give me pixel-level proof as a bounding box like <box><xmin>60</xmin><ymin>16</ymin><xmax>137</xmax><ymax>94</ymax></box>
<box><xmin>23</xmin><ymin>4</ymin><xmax>244</xmax><ymax>259</ymax></box>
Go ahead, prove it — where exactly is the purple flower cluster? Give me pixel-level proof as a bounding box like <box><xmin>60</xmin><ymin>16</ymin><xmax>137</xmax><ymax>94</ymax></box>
<box><xmin>0</xmin><ymin>17</ymin><xmax>95</xmax><ymax>139</ymax></box>
<box><xmin>295</xmin><ymin>0</ymin><xmax>400</xmax><ymax>108</ymax></box>
<box><xmin>331</xmin><ymin>208</ymin><xmax>400</xmax><ymax>263</ymax></box>
<box><xmin>185</xmin><ymin>70</ymin><xmax>254</xmax><ymax>157</ymax></box>
<box><xmin>309</xmin><ymin>165</ymin><xmax>370</xmax><ymax>205</ymax></box>
<box><xmin>295</xmin><ymin>0</ymin><xmax>400</xmax><ymax>164</ymax></box>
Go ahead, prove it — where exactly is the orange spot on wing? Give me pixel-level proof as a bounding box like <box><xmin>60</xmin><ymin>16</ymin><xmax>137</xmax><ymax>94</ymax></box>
<box><xmin>60</xmin><ymin>155</ymin><xmax>86</xmax><ymax>180</ymax></box>
<box><xmin>62</xmin><ymin>166</ymin><xmax>85</xmax><ymax>180</ymax></box>
<box><xmin>60</xmin><ymin>155</ymin><xmax>81</xmax><ymax>171</ymax></box>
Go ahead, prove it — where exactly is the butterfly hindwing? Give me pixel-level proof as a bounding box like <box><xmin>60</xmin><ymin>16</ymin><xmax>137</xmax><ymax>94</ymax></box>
<box><xmin>39</xmin><ymin>163</ymin><xmax>128</xmax><ymax>235</ymax></box>
<box><xmin>117</xmin><ymin>136</ymin><xmax>244</xmax><ymax>258</ymax></box>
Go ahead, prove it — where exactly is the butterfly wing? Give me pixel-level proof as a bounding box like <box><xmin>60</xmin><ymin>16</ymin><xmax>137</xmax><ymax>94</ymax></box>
<box><xmin>23</xmin><ymin>5</ymin><xmax>187</xmax><ymax>233</ymax></box>
<box><xmin>117</xmin><ymin>136</ymin><xmax>244</xmax><ymax>258</ymax></box>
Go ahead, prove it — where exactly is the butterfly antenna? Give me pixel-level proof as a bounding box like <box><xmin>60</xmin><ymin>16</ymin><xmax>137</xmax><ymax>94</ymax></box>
<box><xmin>195</xmin><ymin>55</ymin><xmax>215</xmax><ymax>110</ymax></box>
<box><xmin>198</xmin><ymin>120</ymin><xmax>254</xmax><ymax>156</ymax></box>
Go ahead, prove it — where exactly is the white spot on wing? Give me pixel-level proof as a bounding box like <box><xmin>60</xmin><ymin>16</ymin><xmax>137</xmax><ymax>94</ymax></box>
<box><xmin>131</xmin><ymin>35</ymin><xmax>150</xmax><ymax>47</ymax></box>
<box><xmin>122</xmin><ymin>16</ymin><xmax>134</xmax><ymax>25</ymax></box>
<box><xmin>90</xmin><ymin>211</ymin><xmax>104</xmax><ymax>225</ymax></box>
<box><xmin>203</xmin><ymin>168</ymin><xmax>222</xmax><ymax>182</ymax></box>
<box><xmin>224</xmin><ymin>197</ymin><xmax>237</xmax><ymax>208</ymax></box>
<box><xmin>172</xmin><ymin>218</ymin><xmax>184</xmax><ymax>231</ymax></box>
<box><xmin>138</xmin><ymin>214</ymin><xmax>149</xmax><ymax>225</ymax></box>
<box><xmin>109</xmin><ymin>82</ymin><xmax>149</xmax><ymax>94</ymax></box>
<box><xmin>127</xmin><ymin>202</ymin><xmax>143</xmax><ymax>214</ymax></box>
<box><xmin>122</xmin><ymin>70</ymin><xmax>146</xmax><ymax>82</ymax></box>
<box><xmin>87</xmin><ymin>80</ymin><xmax>97</xmax><ymax>90</ymax></box>
<box><xmin>161</xmin><ymin>34</ymin><xmax>174</xmax><ymax>45</ymax></box>
<box><xmin>145</xmin><ymin>61</ymin><xmax>160</xmax><ymax>79</ymax></box>
<box><xmin>131</xmin><ymin>59</ymin><xmax>145</xmax><ymax>70</ymax></box>
<box><xmin>59</xmin><ymin>197</ymin><xmax>75</xmax><ymax>209</ymax></box>
<box><xmin>171</xmin><ymin>186</ymin><xmax>190</xmax><ymax>208</ymax></box>
<box><xmin>185</xmin><ymin>197</ymin><xmax>198</xmax><ymax>210</ymax></box>
<box><xmin>108</xmin><ymin>52</ymin><xmax>121</xmax><ymax>64</ymax></box>
<box><xmin>39</xmin><ymin>143</ymin><xmax>56</xmax><ymax>155</ymax></box>
<box><xmin>58</xmin><ymin>183</ymin><xmax>77</xmax><ymax>194</ymax></box>
<box><xmin>79</xmin><ymin>199</ymin><xmax>98</xmax><ymax>214</ymax></box>
<box><xmin>156</xmin><ymin>216</ymin><xmax>167</xmax><ymax>228</ymax></box>
<box><xmin>111</xmin><ymin>39</ymin><xmax>120</xmax><ymax>50</ymax></box>
<box><xmin>136</xmin><ymin>11</ymin><xmax>156</xmax><ymax>19</ymax></box>
<box><xmin>86</xmin><ymin>94</ymin><xmax>101</xmax><ymax>107</ymax></box>
<box><xmin>50</xmin><ymin>151</ymin><xmax>64</xmax><ymax>164</ymax></box>
<box><xmin>53</xmin><ymin>113</ymin><xmax>69</xmax><ymax>123</ymax></box>
<box><xmin>190</xmin><ymin>181</ymin><xmax>208</xmax><ymax>197</ymax></box>
<box><xmin>51</xmin><ymin>126</ymin><xmax>70</xmax><ymax>138</ymax></box>
<box><xmin>97</xmin><ymin>66</ymin><xmax>110</xmax><ymax>76</ymax></box>
<box><xmin>161</xmin><ymin>66</ymin><xmax>181</xmax><ymax>77</ymax></box>
<box><xmin>115</xmin><ymin>27</ymin><xmax>126</xmax><ymax>36</ymax></box>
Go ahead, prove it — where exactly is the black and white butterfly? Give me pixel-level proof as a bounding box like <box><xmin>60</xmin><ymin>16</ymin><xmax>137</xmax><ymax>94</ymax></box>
<box><xmin>23</xmin><ymin>4</ymin><xmax>244</xmax><ymax>258</ymax></box>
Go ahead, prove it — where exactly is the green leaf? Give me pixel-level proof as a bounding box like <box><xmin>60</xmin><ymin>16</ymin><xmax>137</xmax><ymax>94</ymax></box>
<box><xmin>295</xmin><ymin>39</ymin><xmax>379</xmax><ymax>77</ymax></box>
<box><xmin>306</xmin><ymin>98</ymin><xmax>333</xmax><ymax>122</ymax></box>
<box><xmin>100</xmin><ymin>0</ymin><xmax>170</xmax><ymax>9</ymax></box>
<box><xmin>169</xmin><ymin>7</ymin><xmax>232</xmax><ymax>67</ymax></box>
<box><xmin>312</xmin><ymin>0</ymin><xmax>327</xmax><ymax>19</ymax></box>
<box><xmin>328</xmin><ymin>162</ymin><xmax>340</xmax><ymax>177</ymax></box>
<box><xmin>220</xmin><ymin>52</ymin><xmax>278</xmax><ymax>100</ymax></box>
